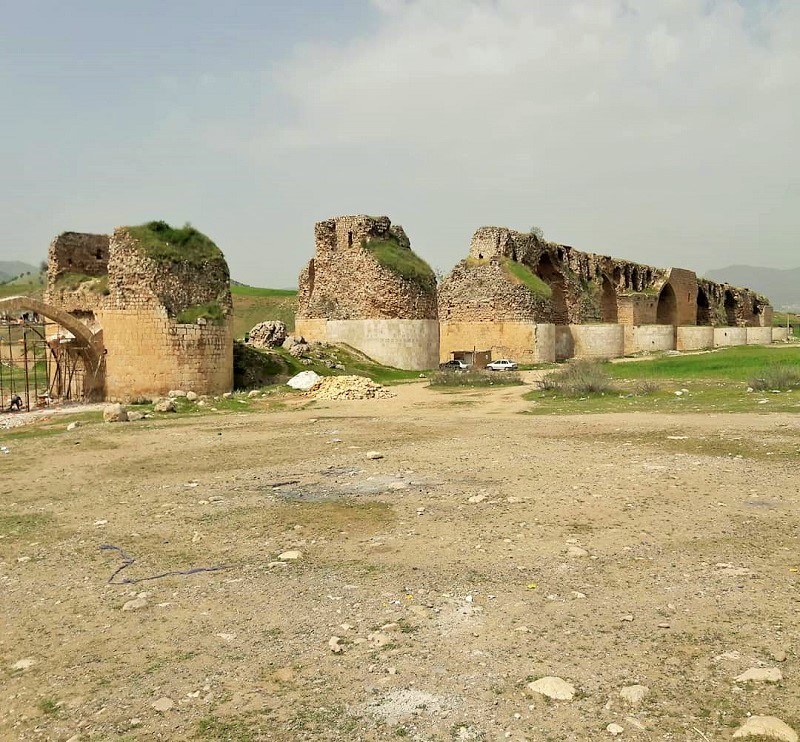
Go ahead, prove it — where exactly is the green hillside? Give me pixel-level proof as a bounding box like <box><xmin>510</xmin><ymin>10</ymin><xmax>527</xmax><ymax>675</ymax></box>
<box><xmin>0</xmin><ymin>271</ymin><xmax>46</xmax><ymax>299</ymax></box>
<box><xmin>230</xmin><ymin>284</ymin><xmax>297</xmax><ymax>339</ymax></box>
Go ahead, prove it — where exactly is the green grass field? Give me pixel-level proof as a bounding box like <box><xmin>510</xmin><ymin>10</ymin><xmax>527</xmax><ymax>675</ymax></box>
<box><xmin>525</xmin><ymin>345</ymin><xmax>800</xmax><ymax>415</ymax></box>
<box><xmin>230</xmin><ymin>285</ymin><xmax>297</xmax><ymax>339</ymax></box>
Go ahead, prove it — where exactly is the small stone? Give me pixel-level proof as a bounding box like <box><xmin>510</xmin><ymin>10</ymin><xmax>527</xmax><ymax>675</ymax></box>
<box><xmin>367</xmin><ymin>631</ymin><xmax>392</xmax><ymax>648</ymax></box>
<box><xmin>247</xmin><ymin>390</ymin><xmax>261</xmax><ymax>398</ymax></box>
<box><xmin>387</xmin><ymin>666</ymin><xmax>397</xmax><ymax>675</ymax></box>
<box><xmin>329</xmin><ymin>636</ymin><xmax>344</xmax><ymax>654</ymax></box>
<box><xmin>567</xmin><ymin>546</ymin><xmax>589</xmax><ymax>558</ymax></box>
<box><xmin>607</xmin><ymin>723</ymin><xmax>624</xmax><ymax>737</ymax></box>
<box><xmin>103</xmin><ymin>403</ymin><xmax>128</xmax><ymax>423</ymax></box>
<box><xmin>278</xmin><ymin>550</ymin><xmax>302</xmax><ymax>561</ymax></box>
<box><xmin>152</xmin><ymin>697</ymin><xmax>174</xmax><ymax>713</ymax></box>
<box><xmin>468</xmin><ymin>494</ymin><xmax>487</xmax><ymax>504</ymax></box>
<box><xmin>154</xmin><ymin>398</ymin><xmax>177</xmax><ymax>413</ymax></box>
<box><xmin>527</xmin><ymin>676</ymin><xmax>576</xmax><ymax>701</ymax></box>
<box><xmin>168</xmin><ymin>390</ymin><xmax>187</xmax><ymax>398</ymax></box>
<box><xmin>733</xmin><ymin>716</ymin><xmax>798</xmax><ymax>741</ymax></box>
<box><xmin>366</xmin><ymin>451</ymin><xmax>384</xmax><ymax>460</ymax></box>
<box><xmin>621</xmin><ymin>615</ymin><xmax>634</xmax><ymax>622</ymax></box>
<box><xmin>771</xmin><ymin>648</ymin><xmax>788</xmax><ymax>663</ymax></box>
<box><xmin>11</xmin><ymin>658</ymin><xmax>35</xmax><ymax>671</ymax></box>
<box><xmin>127</xmin><ymin>411</ymin><xmax>144</xmax><ymax>421</ymax></box>
<box><xmin>122</xmin><ymin>597</ymin><xmax>148</xmax><ymax>611</ymax></box>
<box><xmin>619</xmin><ymin>685</ymin><xmax>649</xmax><ymax>706</ymax></box>
<box><xmin>66</xmin><ymin>421</ymin><xmax>80</xmax><ymax>431</ymax></box>
<box><xmin>223</xmin><ymin>392</ymin><xmax>233</xmax><ymax>399</ymax></box>
<box><xmin>186</xmin><ymin>391</ymin><xmax>198</xmax><ymax>401</ymax></box>
<box><xmin>657</xmin><ymin>623</ymin><xmax>671</xmax><ymax>629</ymax></box>
<box><xmin>735</xmin><ymin>667</ymin><xmax>783</xmax><ymax>683</ymax></box>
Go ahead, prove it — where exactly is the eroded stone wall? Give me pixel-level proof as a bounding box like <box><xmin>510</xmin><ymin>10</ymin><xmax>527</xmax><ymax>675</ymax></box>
<box><xmin>297</xmin><ymin>215</ymin><xmax>437</xmax><ymax>321</ymax></box>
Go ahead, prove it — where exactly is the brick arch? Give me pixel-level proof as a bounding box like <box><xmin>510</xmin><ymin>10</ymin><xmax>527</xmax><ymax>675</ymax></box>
<box><xmin>656</xmin><ymin>283</ymin><xmax>678</xmax><ymax>325</ymax></box>
<box><xmin>600</xmin><ymin>274</ymin><xmax>618</xmax><ymax>322</ymax></box>
<box><xmin>0</xmin><ymin>295</ymin><xmax>102</xmax><ymax>361</ymax></box>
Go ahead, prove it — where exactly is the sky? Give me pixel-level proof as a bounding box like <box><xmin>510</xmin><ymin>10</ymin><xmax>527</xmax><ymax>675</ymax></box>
<box><xmin>1</xmin><ymin>0</ymin><xmax>797</xmax><ymax>287</ymax></box>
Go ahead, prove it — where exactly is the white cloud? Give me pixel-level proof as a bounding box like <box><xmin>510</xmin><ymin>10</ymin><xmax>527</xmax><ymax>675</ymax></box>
<box><xmin>243</xmin><ymin>0</ymin><xmax>800</xmax><ymax>273</ymax></box>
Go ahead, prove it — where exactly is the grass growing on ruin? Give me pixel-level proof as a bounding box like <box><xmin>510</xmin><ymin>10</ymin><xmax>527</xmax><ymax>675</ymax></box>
<box><xmin>363</xmin><ymin>236</ymin><xmax>436</xmax><ymax>290</ymax></box>
<box><xmin>127</xmin><ymin>221</ymin><xmax>225</xmax><ymax>267</ymax></box>
<box><xmin>502</xmin><ymin>258</ymin><xmax>552</xmax><ymax>300</ymax></box>
<box><xmin>176</xmin><ymin>302</ymin><xmax>225</xmax><ymax>325</ymax></box>
<box><xmin>54</xmin><ymin>272</ymin><xmax>109</xmax><ymax>294</ymax></box>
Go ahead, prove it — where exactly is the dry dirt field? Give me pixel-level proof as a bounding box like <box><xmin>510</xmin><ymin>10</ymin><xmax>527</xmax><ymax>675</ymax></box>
<box><xmin>1</xmin><ymin>381</ymin><xmax>799</xmax><ymax>741</ymax></box>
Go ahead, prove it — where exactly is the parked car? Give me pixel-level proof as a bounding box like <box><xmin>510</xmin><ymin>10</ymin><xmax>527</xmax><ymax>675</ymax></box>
<box><xmin>486</xmin><ymin>359</ymin><xmax>518</xmax><ymax>371</ymax></box>
<box><xmin>439</xmin><ymin>359</ymin><xmax>470</xmax><ymax>371</ymax></box>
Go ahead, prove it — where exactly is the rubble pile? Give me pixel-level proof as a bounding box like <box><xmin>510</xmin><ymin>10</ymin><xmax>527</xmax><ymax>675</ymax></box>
<box><xmin>309</xmin><ymin>375</ymin><xmax>395</xmax><ymax>401</ymax></box>
<box><xmin>248</xmin><ymin>320</ymin><xmax>287</xmax><ymax>348</ymax></box>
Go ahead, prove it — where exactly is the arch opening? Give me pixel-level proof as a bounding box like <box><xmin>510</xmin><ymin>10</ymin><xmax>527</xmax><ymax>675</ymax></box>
<box><xmin>600</xmin><ymin>275</ymin><xmax>618</xmax><ymax>323</ymax></box>
<box><xmin>656</xmin><ymin>283</ymin><xmax>678</xmax><ymax>325</ymax></box>
<box><xmin>535</xmin><ymin>253</ymin><xmax>569</xmax><ymax>324</ymax></box>
<box><xmin>696</xmin><ymin>287</ymin><xmax>712</xmax><ymax>326</ymax></box>
<box><xmin>724</xmin><ymin>290</ymin><xmax>738</xmax><ymax>326</ymax></box>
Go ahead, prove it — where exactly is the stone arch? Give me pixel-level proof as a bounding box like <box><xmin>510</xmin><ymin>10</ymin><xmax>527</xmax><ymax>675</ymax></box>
<box><xmin>656</xmin><ymin>283</ymin><xmax>678</xmax><ymax>325</ymax></box>
<box><xmin>724</xmin><ymin>290</ymin><xmax>738</xmax><ymax>326</ymax></box>
<box><xmin>0</xmin><ymin>296</ymin><xmax>102</xmax><ymax>359</ymax></box>
<box><xmin>600</xmin><ymin>274</ymin><xmax>618</xmax><ymax>322</ymax></box>
<box><xmin>696</xmin><ymin>286</ymin><xmax>712</xmax><ymax>326</ymax></box>
<box><xmin>535</xmin><ymin>253</ymin><xmax>569</xmax><ymax>324</ymax></box>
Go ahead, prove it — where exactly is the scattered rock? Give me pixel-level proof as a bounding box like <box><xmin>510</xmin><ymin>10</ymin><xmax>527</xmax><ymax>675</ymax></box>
<box><xmin>329</xmin><ymin>636</ymin><xmax>344</xmax><ymax>654</ymax></box>
<box><xmin>103</xmin><ymin>403</ymin><xmax>128</xmax><ymax>423</ymax></box>
<box><xmin>567</xmin><ymin>546</ymin><xmax>589</xmax><ymax>558</ymax></box>
<box><xmin>771</xmin><ymin>648</ymin><xmax>788</xmax><ymax>663</ymax></box>
<box><xmin>154</xmin><ymin>398</ymin><xmax>177</xmax><ymax>413</ymax></box>
<box><xmin>151</xmin><ymin>697</ymin><xmax>175</xmax><ymax>713</ymax></box>
<box><xmin>122</xmin><ymin>597</ymin><xmax>149</xmax><ymax>611</ymax></box>
<box><xmin>66</xmin><ymin>421</ymin><xmax>80</xmax><ymax>431</ymax></box>
<box><xmin>127</xmin><ymin>411</ymin><xmax>144</xmax><ymax>421</ymax></box>
<box><xmin>619</xmin><ymin>685</ymin><xmax>649</xmax><ymax>706</ymax></box>
<box><xmin>468</xmin><ymin>494</ymin><xmax>487</xmax><ymax>504</ymax></box>
<box><xmin>367</xmin><ymin>631</ymin><xmax>392</xmax><ymax>648</ymax></box>
<box><xmin>247</xmin><ymin>389</ymin><xmax>261</xmax><ymax>398</ymax></box>
<box><xmin>308</xmin><ymin>375</ymin><xmax>394</xmax><ymax>401</ymax></box>
<box><xmin>186</xmin><ymin>391</ymin><xmax>198</xmax><ymax>402</ymax></box>
<box><xmin>11</xmin><ymin>658</ymin><xmax>35</xmax><ymax>671</ymax></box>
<box><xmin>168</xmin><ymin>390</ymin><xmax>187</xmax><ymax>398</ymax></box>
<box><xmin>222</xmin><ymin>392</ymin><xmax>233</xmax><ymax>399</ymax></box>
<box><xmin>366</xmin><ymin>451</ymin><xmax>384</xmax><ymax>460</ymax></box>
<box><xmin>249</xmin><ymin>320</ymin><xmax>288</xmax><ymax>348</ymax></box>
<box><xmin>287</xmin><ymin>370</ymin><xmax>323</xmax><ymax>391</ymax></box>
<box><xmin>527</xmin><ymin>676</ymin><xmax>576</xmax><ymax>701</ymax></box>
<box><xmin>735</xmin><ymin>667</ymin><xmax>783</xmax><ymax>683</ymax></box>
<box><xmin>733</xmin><ymin>715</ymin><xmax>797</xmax><ymax>741</ymax></box>
<box><xmin>607</xmin><ymin>723</ymin><xmax>625</xmax><ymax>737</ymax></box>
<box><xmin>278</xmin><ymin>550</ymin><xmax>302</xmax><ymax>561</ymax></box>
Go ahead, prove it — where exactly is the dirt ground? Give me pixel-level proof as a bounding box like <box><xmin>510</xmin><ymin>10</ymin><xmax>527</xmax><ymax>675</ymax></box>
<box><xmin>1</xmin><ymin>380</ymin><xmax>799</xmax><ymax>741</ymax></box>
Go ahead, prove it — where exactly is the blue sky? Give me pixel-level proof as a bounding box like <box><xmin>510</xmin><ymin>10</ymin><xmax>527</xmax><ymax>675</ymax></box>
<box><xmin>1</xmin><ymin>0</ymin><xmax>797</xmax><ymax>286</ymax></box>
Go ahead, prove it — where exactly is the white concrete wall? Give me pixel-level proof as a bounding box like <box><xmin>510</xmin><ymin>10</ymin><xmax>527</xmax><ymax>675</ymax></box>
<box><xmin>325</xmin><ymin>319</ymin><xmax>440</xmax><ymax>370</ymax></box>
<box><xmin>714</xmin><ymin>327</ymin><xmax>748</xmax><ymax>347</ymax></box>
<box><xmin>623</xmin><ymin>325</ymin><xmax>675</xmax><ymax>355</ymax></box>
<box><xmin>746</xmin><ymin>326</ymin><xmax>774</xmax><ymax>345</ymax></box>
<box><xmin>773</xmin><ymin>327</ymin><xmax>790</xmax><ymax>342</ymax></box>
<box><xmin>534</xmin><ymin>323</ymin><xmax>556</xmax><ymax>363</ymax></box>
<box><xmin>676</xmin><ymin>326</ymin><xmax>715</xmax><ymax>351</ymax></box>
<box><xmin>556</xmin><ymin>324</ymin><xmax>624</xmax><ymax>360</ymax></box>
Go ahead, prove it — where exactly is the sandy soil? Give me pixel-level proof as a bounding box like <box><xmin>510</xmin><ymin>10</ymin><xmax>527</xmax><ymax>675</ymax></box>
<box><xmin>1</xmin><ymin>381</ymin><xmax>799</xmax><ymax>741</ymax></box>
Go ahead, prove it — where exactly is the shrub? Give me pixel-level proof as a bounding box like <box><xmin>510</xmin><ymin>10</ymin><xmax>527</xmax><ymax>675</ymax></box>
<box><xmin>748</xmin><ymin>363</ymin><xmax>800</xmax><ymax>391</ymax></box>
<box><xmin>538</xmin><ymin>360</ymin><xmax>615</xmax><ymax>396</ymax></box>
<box><xmin>633</xmin><ymin>379</ymin><xmax>661</xmax><ymax>396</ymax></box>
<box><xmin>429</xmin><ymin>369</ymin><xmax>522</xmax><ymax>387</ymax></box>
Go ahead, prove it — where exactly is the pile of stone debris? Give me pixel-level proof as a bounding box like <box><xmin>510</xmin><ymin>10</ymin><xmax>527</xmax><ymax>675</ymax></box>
<box><xmin>308</xmin><ymin>375</ymin><xmax>395</xmax><ymax>401</ymax></box>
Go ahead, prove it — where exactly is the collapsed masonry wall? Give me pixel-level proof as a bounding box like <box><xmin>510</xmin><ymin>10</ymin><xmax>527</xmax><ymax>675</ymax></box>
<box><xmin>296</xmin><ymin>215</ymin><xmax>439</xmax><ymax>369</ymax></box>
<box><xmin>45</xmin><ymin>224</ymin><xmax>234</xmax><ymax>400</ymax></box>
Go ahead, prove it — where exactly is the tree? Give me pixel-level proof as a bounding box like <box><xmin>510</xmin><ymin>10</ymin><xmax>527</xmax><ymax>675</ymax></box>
<box><xmin>529</xmin><ymin>225</ymin><xmax>545</xmax><ymax>240</ymax></box>
<box><xmin>39</xmin><ymin>260</ymin><xmax>48</xmax><ymax>273</ymax></box>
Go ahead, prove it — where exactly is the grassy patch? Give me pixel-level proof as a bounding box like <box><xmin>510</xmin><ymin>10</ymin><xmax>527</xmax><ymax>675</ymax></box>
<box><xmin>176</xmin><ymin>302</ymin><xmax>225</xmax><ymax>325</ymax></box>
<box><xmin>538</xmin><ymin>360</ymin><xmax>615</xmax><ymax>396</ymax></box>
<box><xmin>363</xmin><ymin>236</ymin><xmax>436</xmax><ymax>290</ymax></box>
<box><xmin>231</xmin><ymin>288</ymin><xmax>297</xmax><ymax>339</ymax></box>
<box><xmin>748</xmin><ymin>362</ymin><xmax>800</xmax><ymax>391</ymax></box>
<box><xmin>231</xmin><ymin>284</ymin><xmax>296</xmax><ymax>298</ymax></box>
<box><xmin>38</xmin><ymin>698</ymin><xmax>60</xmax><ymax>717</ymax></box>
<box><xmin>430</xmin><ymin>369</ymin><xmax>522</xmax><ymax>387</ymax></box>
<box><xmin>0</xmin><ymin>512</ymin><xmax>53</xmax><ymax>540</ymax></box>
<box><xmin>126</xmin><ymin>221</ymin><xmax>224</xmax><ymax>267</ymax></box>
<box><xmin>0</xmin><ymin>271</ymin><xmax>46</xmax><ymax>300</ymax></box>
<box><xmin>54</xmin><ymin>272</ymin><xmax>109</xmax><ymax>294</ymax></box>
<box><xmin>197</xmin><ymin>712</ymin><xmax>275</xmax><ymax>741</ymax></box>
<box><xmin>502</xmin><ymin>258</ymin><xmax>552</xmax><ymax>299</ymax></box>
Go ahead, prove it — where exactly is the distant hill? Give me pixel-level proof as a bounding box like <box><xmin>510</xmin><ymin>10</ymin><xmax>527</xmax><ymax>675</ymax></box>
<box><xmin>704</xmin><ymin>265</ymin><xmax>800</xmax><ymax>310</ymax></box>
<box><xmin>0</xmin><ymin>270</ymin><xmax>46</xmax><ymax>299</ymax></box>
<box><xmin>0</xmin><ymin>261</ymin><xmax>39</xmax><ymax>284</ymax></box>
<box><xmin>230</xmin><ymin>283</ymin><xmax>298</xmax><ymax>339</ymax></box>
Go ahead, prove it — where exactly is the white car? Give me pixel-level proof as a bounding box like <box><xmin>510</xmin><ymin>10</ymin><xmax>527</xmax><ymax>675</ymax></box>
<box><xmin>486</xmin><ymin>359</ymin><xmax>518</xmax><ymax>371</ymax></box>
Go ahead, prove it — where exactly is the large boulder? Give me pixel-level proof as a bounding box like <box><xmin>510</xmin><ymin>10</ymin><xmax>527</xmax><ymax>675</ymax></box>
<box><xmin>103</xmin><ymin>404</ymin><xmax>128</xmax><ymax>423</ymax></box>
<box><xmin>249</xmin><ymin>321</ymin><xmax>288</xmax><ymax>349</ymax></box>
<box><xmin>287</xmin><ymin>371</ymin><xmax>322</xmax><ymax>391</ymax></box>
<box><xmin>154</xmin><ymin>398</ymin><xmax>177</xmax><ymax>413</ymax></box>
